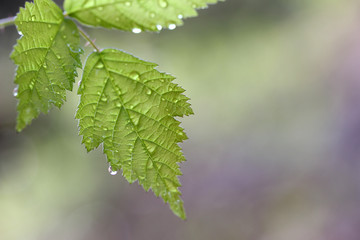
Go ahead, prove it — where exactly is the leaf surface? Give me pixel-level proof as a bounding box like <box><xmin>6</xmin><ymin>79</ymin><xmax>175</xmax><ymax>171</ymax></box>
<box><xmin>76</xmin><ymin>48</ymin><xmax>193</xmax><ymax>219</ymax></box>
<box><xmin>11</xmin><ymin>0</ymin><xmax>82</xmax><ymax>131</ymax></box>
<box><xmin>64</xmin><ymin>0</ymin><xmax>222</xmax><ymax>31</ymax></box>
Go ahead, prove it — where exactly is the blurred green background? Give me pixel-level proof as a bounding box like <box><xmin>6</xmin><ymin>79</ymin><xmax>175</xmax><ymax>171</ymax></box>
<box><xmin>2</xmin><ymin>0</ymin><xmax>360</xmax><ymax>239</ymax></box>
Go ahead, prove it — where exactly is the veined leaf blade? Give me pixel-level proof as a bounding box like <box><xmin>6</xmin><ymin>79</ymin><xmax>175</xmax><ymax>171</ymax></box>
<box><xmin>76</xmin><ymin>48</ymin><xmax>193</xmax><ymax>219</ymax></box>
<box><xmin>64</xmin><ymin>0</ymin><xmax>222</xmax><ymax>32</ymax></box>
<box><xmin>11</xmin><ymin>0</ymin><xmax>82</xmax><ymax>131</ymax></box>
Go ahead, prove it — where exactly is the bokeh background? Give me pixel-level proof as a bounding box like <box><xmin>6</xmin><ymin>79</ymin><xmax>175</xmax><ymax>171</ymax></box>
<box><xmin>1</xmin><ymin>0</ymin><xmax>360</xmax><ymax>239</ymax></box>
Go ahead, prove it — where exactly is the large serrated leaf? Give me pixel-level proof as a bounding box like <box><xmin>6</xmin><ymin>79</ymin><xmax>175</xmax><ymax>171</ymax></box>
<box><xmin>11</xmin><ymin>0</ymin><xmax>82</xmax><ymax>131</ymax></box>
<box><xmin>64</xmin><ymin>0</ymin><xmax>222</xmax><ymax>32</ymax></box>
<box><xmin>76</xmin><ymin>48</ymin><xmax>193</xmax><ymax>219</ymax></box>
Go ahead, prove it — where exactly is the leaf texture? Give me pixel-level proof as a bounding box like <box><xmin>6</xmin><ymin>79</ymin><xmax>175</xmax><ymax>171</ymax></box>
<box><xmin>11</xmin><ymin>0</ymin><xmax>82</xmax><ymax>131</ymax></box>
<box><xmin>76</xmin><ymin>48</ymin><xmax>193</xmax><ymax>219</ymax></box>
<box><xmin>64</xmin><ymin>0</ymin><xmax>222</xmax><ymax>32</ymax></box>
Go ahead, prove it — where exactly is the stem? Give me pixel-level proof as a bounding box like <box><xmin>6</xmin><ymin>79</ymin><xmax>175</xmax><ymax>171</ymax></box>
<box><xmin>77</xmin><ymin>25</ymin><xmax>100</xmax><ymax>52</ymax></box>
<box><xmin>0</xmin><ymin>16</ymin><xmax>16</xmax><ymax>28</ymax></box>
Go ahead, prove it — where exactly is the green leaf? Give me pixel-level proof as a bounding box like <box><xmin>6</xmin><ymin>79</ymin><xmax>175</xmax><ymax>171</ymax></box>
<box><xmin>76</xmin><ymin>48</ymin><xmax>193</xmax><ymax>219</ymax></box>
<box><xmin>11</xmin><ymin>0</ymin><xmax>82</xmax><ymax>131</ymax></box>
<box><xmin>64</xmin><ymin>0</ymin><xmax>222</xmax><ymax>32</ymax></box>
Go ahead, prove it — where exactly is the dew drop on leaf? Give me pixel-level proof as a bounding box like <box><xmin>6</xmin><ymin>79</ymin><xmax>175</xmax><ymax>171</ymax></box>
<box><xmin>101</xmin><ymin>95</ymin><xmax>108</xmax><ymax>102</ymax></box>
<box><xmin>156</xmin><ymin>25</ymin><xmax>163</xmax><ymax>31</ymax></box>
<box><xmin>168</xmin><ymin>23</ymin><xmax>176</xmax><ymax>30</ymax></box>
<box><xmin>47</xmin><ymin>24</ymin><xmax>52</xmax><ymax>29</ymax></box>
<box><xmin>13</xmin><ymin>86</ymin><xmax>18</xmax><ymax>97</ymax></box>
<box><xmin>129</xmin><ymin>71</ymin><xmax>140</xmax><ymax>80</ymax></box>
<box><xmin>95</xmin><ymin>62</ymin><xmax>104</xmax><ymax>69</ymax></box>
<box><xmin>146</xmin><ymin>89</ymin><xmax>152</xmax><ymax>95</ymax></box>
<box><xmin>148</xmin><ymin>161</ymin><xmax>153</xmax><ymax>169</ymax></box>
<box><xmin>149</xmin><ymin>12</ymin><xmax>156</xmax><ymax>18</ymax></box>
<box><xmin>178</xmin><ymin>14</ymin><xmax>183</xmax><ymax>19</ymax></box>
<box><xmin>108</xmin><ymin>165</ymin><xmax>118</xmax><ymax>176</ymax></box>
<box><xmin>132</xmin><ymin>28</ymin><xmax>142</xmax><ymax>34</ymax></box>
<box><xmin>158</xmin><ymin>0</ymin><xmax>168</xmax><ymax>8</ymax></box>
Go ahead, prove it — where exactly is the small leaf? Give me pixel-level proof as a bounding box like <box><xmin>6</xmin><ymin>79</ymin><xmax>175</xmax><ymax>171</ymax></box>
<box><xmin>76</xmin><ymin>48</ymin><xmax>193</xmax><ymax>219</ymax></box>
<box><xmin>64</xmin><ymin>0</ymin><xmax>222</xmax><ymax>32</ymax></box>
<box><xmin>11</xmin><ymin>0</ymin><xmax>82</xmax><ymax>131</ymax></box>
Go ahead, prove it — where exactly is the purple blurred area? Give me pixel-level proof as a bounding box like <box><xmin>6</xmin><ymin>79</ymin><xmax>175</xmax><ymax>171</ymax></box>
<box><xmin>2</xmin><ymin>1</ymin><xmax>360</xmax><ymax>240</ymax></box>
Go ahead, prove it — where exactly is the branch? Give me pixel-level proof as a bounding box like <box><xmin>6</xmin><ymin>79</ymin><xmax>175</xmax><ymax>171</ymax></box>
<box><xmin>0</xmin><ymin>16</ymin><xmax>16</xmax><ymax>29</ymax></box>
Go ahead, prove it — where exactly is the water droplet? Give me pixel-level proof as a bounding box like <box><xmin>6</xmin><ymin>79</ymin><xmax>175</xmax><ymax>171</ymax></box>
<box><xmin>125</xmin><ymin>1</ymin><xmax>132</xmax><ymax>6</ymax></box>
<box><xmin>13</xmin><ymin>86</ymin><xmax>18</xmax><ymax>97</ymax></box>
<box><xmin>31</xmin><ymin>15</ymin><xmax>36</xmax><ymax>21</ymax></box>
<box><xmin>45</xmin><ymin>87</ymin><xmax>49</xmax><ymax>91</ymax></box>
<box><xmin>98</xmin><ymin>6</ymin><xmax>104</xmax><ymax>11</ymax></box>
<box><xmin>95</xmin><ymin>62</ymin><xmax>104</xmax><ymax>69</ymax></box>
<box><xmin>149</xmin><ymin>12</ymin><xmax>156</xmax><ymax>18</ymax></box>
<box><xmin>97</xmin><ymin>91</ymin><xmax>101</xmax><ymax>95</ymax></box>
<box><xmin>18</xmin><ymin>31</ymin><xmax>23</xmax><ymax>36</ymax></box>
<box><xmin>146</xmin><ymin>89</ymin><xmax>152</xmax><ymax>95</ymax></box>
<box><xmin>116</xmin><ymin>102</ymin><xmax>121</xmax><ymax>107</ymax></box>
<box><xmin>56</xmin><ymin>55</ymin><xmax>61</xmax><ymax>59</ymax></box>
<box><xmin>43</xmin><ymin>63</ymin><xmax>47</xmax><ymax>69</ymax></box>
<box><xmin>108</xmin><ymin>165</ymin><xmax>118</xmax><ymax>175</ymax></box>
<box><xmin>48</xmin><ymin>24</ymin><xmax>52</xmax><ymax>28</ymax></box>
<box><xmin>129</xmin><ymin>71</ymin><xmax>140</xmax><ymax>80</ymax></box>
<box><xmin>161</xmin><ymin>97</ymin><xmax>165</xmax><ymax>101</ymax></box>
<box><xmin>19</xmin><ymin>21</ymin><xmax>23</xmax><ymax>25</ymax></box>
<box><xmin>115</xmin><ymin>87</ymin><xmax>121</xmax><ymax>95</ymax></box>
<box><xmin>129</xmin><ymin>105</ymin><xmax>134</xmax><ymax>109</ymax></box>
<box><xmin>132</xmin><ymin>28</ymin><xmax>142</xmax><ymax>34</ymax></box>
<box><xmin>156</xmin><ymin>25</ymin><xmax>162</xmax><ymax>31</ymax></box>
<box><xmin>101</xmin><ymin>96</ymin><xmax>108</xmax><ymax>102</ymax></box>
<box><xmin>158</xmin><ymin>0</ymin><xmax>168</xmax><ymax>8</ymax></box>
<box><xmin>62</xmin><ymin>35</ymin><xmax>67</xmax><ymax>39</ymax></box>
<box><xmin>103</xmin><ymin>127</ymin><xmax>108</xmax><ymax>131</ymax></box>
<box><xmin>168</xmin><ymin>23</ymin><xmax>176</xmax><ymax>30</ymax></box>
<box><xmin>29</xmin><ymin>82</ymin><xmax>34</xmax><ymax>90</ymax></box>
<box><xmin>178</xmin><ymin>14</ymin><xmax>183</xmax><ymax>19</ymax></box>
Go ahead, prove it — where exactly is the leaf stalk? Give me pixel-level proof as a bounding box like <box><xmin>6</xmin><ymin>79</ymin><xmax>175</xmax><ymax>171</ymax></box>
<box><xmin>77</xmin><ymin>25</ymin><xmax>100</xmax><ymax>52</ymax></box>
